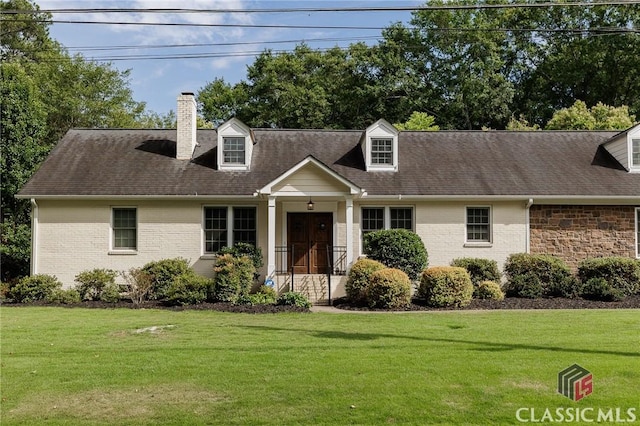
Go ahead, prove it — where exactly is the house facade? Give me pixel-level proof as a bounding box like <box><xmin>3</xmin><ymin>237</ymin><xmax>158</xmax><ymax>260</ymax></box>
<box><xmin>18</xmin><ymin>93</ymin><xmax>640</xmax><ymax>303</ymax></box>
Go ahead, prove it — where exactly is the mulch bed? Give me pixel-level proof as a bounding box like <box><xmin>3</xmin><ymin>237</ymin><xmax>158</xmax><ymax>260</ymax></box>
<box><xmin>4</xmin><ymin>296</ymin><xmax>640</xmax><ymax>313</ymax></box>
<box><xmin>333</xmin><ymin>295</ymin><xmax>640</xmax><ymax>312</ymax></box>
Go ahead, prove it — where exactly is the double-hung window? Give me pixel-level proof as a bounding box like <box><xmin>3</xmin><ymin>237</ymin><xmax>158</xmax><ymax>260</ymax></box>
<box><xmin>362</xmin><ymin>207</ymin><xmax>413</xmax><ymax>234</ymax></box>
<box><xmin>223</xmin><ymin>137</ymin><xmax>246</xmax><ymax>165</ymax></box>
<box><xmin>204</xmin><ymin>206</ymin><xmax>257</xmax><ymax>253</ymax></box>
<box><xmin>466</xmin><ymin>207</ymin><xmax>491</xmax><ymax>243</ymax></box>
<box><xmin>370</xmin><ymin>138</ymin><xmax>393</xmax><ymax>166</ymax></box>
<box><xmin>112</xmin><ymin>208</ymin><xmax>137</xmax><ymax>250</ymax></box>
<box><xmin>632</xmin><ymin>139</ymin><xmax>640</xmax><ymax>168</ymax></box>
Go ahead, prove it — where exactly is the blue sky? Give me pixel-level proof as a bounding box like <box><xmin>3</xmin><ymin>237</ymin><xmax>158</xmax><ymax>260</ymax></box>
<box><xmin>39</xmin><ymin>0</ymin><xmax>424</xmax><ymax>115</ymax></box>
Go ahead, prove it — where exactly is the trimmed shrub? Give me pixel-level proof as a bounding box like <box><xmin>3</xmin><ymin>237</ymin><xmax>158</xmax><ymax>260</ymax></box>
<box><xmin>503</xmin><ymin>253</ymin><xmax>578</xmax><ymax>298</ymax></box>
<box><xmin>74</xmin><ymin>269</ymin><xmax>118</xmax><ymax>301</ymax></box>
<box><xmin>121</xmin><ymin>268</ymin><xmax>154</xmax><ymax>305</ymax></box>
<box><xmin>9</xmin><ymin>274</ymin><xmax>62</xmax><ymax>303</ymax></box>
<box><xmin>475</xmin><ymin>280</ymin><xmax>505</xmax><ymax>301</ymax></box>
<box><xmin>365</xmin><ymin>268</ymin><xmax>412</xmax><ymax>309</ymax></box>
<box><xmin>46</xmin><ymin>288</ymin><xmax>81</xmax><ymax>304</ymax></box>
<box><xmin>363</xmin><ymin>229</ymin><xmax>428</xmax><ymax>280</ymax></box>
<box><xmin>577</xmin><ymin>257</ymin><xmax>640</xmax><ymax>297</ymax></box>
<box><xmin>450</xmin><ymin>258</ymin><xmax>501</xmax><ymax>294</ymax></box>
<box><xmin>580</xmin><ymin>277</ymin><xmax>624</xmax><ymax>302</ymax></box>
<box><xmin>218</xmin><ymin>243</ymin><xmax>264</xmax><ymax>275</ymax></box>
<box><xmin>277</xmin><ymin>291</ymin><xmax>312</xmax><ymax>308</ymax></box>
<box><xmin>165</xmin><ymin>273</ymin><xmax>214</xmax><ymax>306</ymax></box>
<box><xmin>100</xmin><ymin>283</ymin><xmax>122</xmax><ymax>303</ymax></box>
<box><xmin>418</xmin><ymin>267</ymin><xmax>473</xmax><ymax>308</ymax></box>
<box><xmin>212</xmin><ymin>254</ymin><xmax>255</xmax><ymax>303</ymax></box>
<box><xmin>141</xmin><ymin>257</ymin><xmax>192</xmax><ymax>300</ymax></box>
<box><xmin>345</xmin><ymin>258</ymin><xmax>387</xmax><ymax>305</ymax></box>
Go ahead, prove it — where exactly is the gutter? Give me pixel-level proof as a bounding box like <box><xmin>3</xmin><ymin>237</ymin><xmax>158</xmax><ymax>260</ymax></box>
<box><xmin>525</xmin><ymin>198</ymin><xmax>534</xmax><ymax>254</ymax></box>
<box><xmin>30</xmin><ymin>199</ymin><xmax>39</xmax><ymax>276</ymax></box>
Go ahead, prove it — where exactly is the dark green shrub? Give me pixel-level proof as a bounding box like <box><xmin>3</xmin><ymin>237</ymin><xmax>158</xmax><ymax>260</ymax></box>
<box><xmin>580</xmin><ymin>277</ymin><xmax>624</xmax><ymax>302</ymax></box>
<box><xmin>141</xmin><ymin>257</ymin><xmax>192</xmax><ymax>300</ymax></box>
<box><xmin>121</xmin><ymin>268</ymin><xmax>154</xmax><ymax>305</ymax></box>
<box><xmin>450</xmin><ymin>258</ymin><xmax>502</xmax><ymax>296</ymax></box>
<box><xmin>577</xmin><ymin>257</ymin><xmax>640</xmax><ymax>297</ymax></box>
<box><xmin>503</xmin><ymin>253</ymin><xmax>578</xmax><ymax>298</ymax></box>
<box><xmin>100</xmin><ymin>283</ymin><xmax>122</xmax><ymax>303</ymax></box>
<box><xmin>365</xmin><ymin>268</ymin><xmax>412</xmax><ymax>309</ymax></box>
<box><xmin>165</xmin><ymin>273</ymin><xmax>214</xmax><ymax>305</ymax></box>
<box><xmin>276</xmin><ymin>291</ymin><xmax>311</xmax><ymax>308</ymax></box>
<box><xmin>46</xmin><ymin>288</ymin><xmax>81</xmax><ymax>304</ymax></box>
<box><xmin>212</xmin><ymin>254</ymin><xmax>255</xmax><ymax>303</ymax></box>
<box><xmin>363</xmin><ymin>229</ymin><xmax>428</xmax><ymax>280</ymax></box>
<box><xmin>74</xmin><ymin>269</ymin><xmax>118</xmax><ymax>301</ymax></box>
<box><xmin>418</xmin><ymin>266</ymin><xmax>473</xmax><ymax>308</ymax></box>
<box><xmin>345</xmin><ymin>258</ymin><xmax>387</xmax><ymax>305</ymax></box>
<box><xmin>218</xmin><ymin>243</ymin><xmax>263</xmax><ymax>278</ymax></box>
<box><xmin>475</xmin><ymin>280</ymin><xmax>505</xmax><ymax>301</ymax></box>
<box><xmin>9</xmin><ymin>274</ymin><xmax>62</xmax><ymax>303</ymax></box>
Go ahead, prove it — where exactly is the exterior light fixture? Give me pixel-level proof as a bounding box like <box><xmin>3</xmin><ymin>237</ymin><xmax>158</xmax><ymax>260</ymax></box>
<box><xmin>307</xmin><ymin>198</ymin><xmax>315</xmax><ymax>210</ymax></box>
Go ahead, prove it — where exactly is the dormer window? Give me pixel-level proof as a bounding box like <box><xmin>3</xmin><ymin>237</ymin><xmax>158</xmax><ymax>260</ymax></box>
<box><xmin>364</xmin><ymin>119</ymin><xmax>399</xmax><ymax>172</ymax></box>
<box><xmin>223</xmin><ymin>137</ymin><xmax>246</xmax><ymax>164</ymax></box>
<box><xmin>632</xmin><ymin>139</ymin><xmax>640</xmax><ymax>168</ymax></box>
<box><xmin>217</xmin><ymin>118</ymin><xmax>253</xmax><ymax>171</ymax></box>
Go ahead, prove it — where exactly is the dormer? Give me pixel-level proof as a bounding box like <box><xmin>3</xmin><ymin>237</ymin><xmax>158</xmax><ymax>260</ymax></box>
<box><xmin>363</xmin><ymin>119</ymin><xmax>399</xmax><ymax>172</ymax></box>
<box><xmin>217</xmin><ymin>118</ymin><xmax>253</xmax><ymax>171</ymax></box>
<box><xmin>602</xmin><ymin>123</ymin><xmax>640</xmax><ymax>173</ymax></box>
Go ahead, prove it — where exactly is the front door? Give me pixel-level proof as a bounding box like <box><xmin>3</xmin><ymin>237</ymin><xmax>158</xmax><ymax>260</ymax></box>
<box><xmin>287</xmin><ymin>212</ymin><xmax>332</xmax><ymax>274</ymax></box>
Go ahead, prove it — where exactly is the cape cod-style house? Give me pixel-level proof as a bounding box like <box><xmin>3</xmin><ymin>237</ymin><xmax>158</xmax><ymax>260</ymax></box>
<box><xmin>18</xmin><ymin>93</ymin><xmax>640</xmax><ymax>303</ymax></box>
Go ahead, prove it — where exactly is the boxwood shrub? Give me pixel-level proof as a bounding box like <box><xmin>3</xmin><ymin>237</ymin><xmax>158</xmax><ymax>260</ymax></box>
<box><xmin>363</xmin><ymin>229</ymin><xmax>428</xmax><ymax>280</ymax></box>
<box><xmin>503</xmin><ymin>253</ymin><xmax>578</xmax><ymax>298</ymax></box>
<box><xmin>418</xmin><ymin>266</ymin><xmax>473</xmax><ymax>308</ymax></box>
<box><xmin>345</xmin><ymin>258</ymin><xmax>387</xmax><ymax>305</ymax></box>
<box><xmin>475</xmin><ymin>280</ymin><xmax>505</xmax><ymax>301</ymax></box>
<box><xmin>74</xmin><ymin>268</ymin><xmax>118</xmax><ymax>301</ymax></box>
<box><xmin>141</xmin><ymin>257</ymin><xmax>192</xmax><ymax>300</ymax></box>
<box><xmin>580</xmin><ymin>277</ymin><xmax>624</xmax><ymax>302</ymax></box>
<box><xmin>450</xmin><ymin>257</ymin><xmax>501</xmax><ymax>289</ymax></box>
<box><xmin>577</xmin><ymin>257</ymin><xmax>640</xmax><ymax>297</ymax></box>
<box><xmin>365</xmin><ymin>268</ymin><xmax>412</xmax><ymax>309</ymax></box>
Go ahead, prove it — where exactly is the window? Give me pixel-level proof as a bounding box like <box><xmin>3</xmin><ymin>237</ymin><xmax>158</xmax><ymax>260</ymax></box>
<box><xmin>371</xmin><ymin>138</ymin><xmax>393</xmax><ymax>165</ymax></box>
<box><xmin>223</xmin><ymin>137</ymin><xmax>245</xmax><ymax>165</ymax></box>
<box><xmin>112</xmin><ymin>208</ymin><xmax>137</xmax><ymax>250</ymax></box>
<box><xmin>362</xmin><ymin>207</ymin><xmax>413</xmax><ymax>234</ymax></box>
<box><xmin>632</xmin><ymin>139</ymin><xmax>640</xmax><ymax>168</ymax></box>
<box><xmin>204</xmin><ymin>207</ymin><xmax>227</xmax><ymax>253</ymax></box>
<box><xmin>466</xmin><ymin>207</ymin><xmax>491</xmax><ymax>243</ymax></box>
<box><xmin>204</xmin><ymin>206</ymin><xmax>257</xmax><ymax>253</ymax></box>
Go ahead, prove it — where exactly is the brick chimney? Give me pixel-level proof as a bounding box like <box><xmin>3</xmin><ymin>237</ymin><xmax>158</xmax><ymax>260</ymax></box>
<box><xmin>176</xmin><ymin>92</ymin><xmax>197</xmax><ymax>160</ymax></box>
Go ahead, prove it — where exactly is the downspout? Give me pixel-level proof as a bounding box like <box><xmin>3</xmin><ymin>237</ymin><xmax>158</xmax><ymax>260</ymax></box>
<box><xmin>30</xmin><ymin>199</ymin><xmax>39</xmax><ymax>275</ymax></box>
<box><xmin>525</xmin><ymin>198</ymin><xmax>534</xmax><ymax>254</ymax></box>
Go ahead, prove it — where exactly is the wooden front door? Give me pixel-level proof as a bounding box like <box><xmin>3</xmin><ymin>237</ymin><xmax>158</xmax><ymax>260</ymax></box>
<box><xmin>287</xmin><ymin>212</ymin><xmax>332</xmax><ymax>274</ymax></box>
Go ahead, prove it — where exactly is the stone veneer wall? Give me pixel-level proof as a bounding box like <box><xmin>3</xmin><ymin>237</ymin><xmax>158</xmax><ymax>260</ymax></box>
<box><xmin>529</xmin><ymin>205</ymin><xmax>637</xmax><ymax>268</ymax></box>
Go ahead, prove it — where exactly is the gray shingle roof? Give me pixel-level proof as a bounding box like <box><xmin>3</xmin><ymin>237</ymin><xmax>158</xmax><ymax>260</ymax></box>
<box><xmin>18</xmin><ymin>127</ymin><xmax>640</xmax><ymax>198</ymax></box>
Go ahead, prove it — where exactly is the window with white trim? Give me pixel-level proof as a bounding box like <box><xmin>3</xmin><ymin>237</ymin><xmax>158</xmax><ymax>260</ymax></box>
<box><xmin>223</xmin><ymin>137</ymin><xmax>246</xmax><ymax>165</ymax></box>
<box><xmin>204</xmin><ymin>206</ymin><xmax>257</xmax><ymax>253</ymax></box>
<box><xmin>112</xmin><ymin>208</ymin><xmax>137</xmax><ymax>250</ymax></box>
<box><xmin>371</xmin><ymin>138</ymin><xmax>393</xmax><ymax>165</ymax></box>
<box><xmin>466</xmin><ymin>206</ymin><xmax>491</xmax><ymax>243</ymax></box>
<box><xmin>362</xmin><ymin>207</ymin><xmax>413</xmax><ymax>234</ymax></box>
<box><xmin>632</xmin><ymin>139</ymin><xmax>640</xmax><ymax>168</ymax></box>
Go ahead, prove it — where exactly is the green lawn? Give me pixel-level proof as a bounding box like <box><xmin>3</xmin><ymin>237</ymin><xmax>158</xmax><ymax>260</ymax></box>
<box><xmin>1</xmin><ymin>307</ymin><xmax>638</xmax><ymax>425</ymax></box>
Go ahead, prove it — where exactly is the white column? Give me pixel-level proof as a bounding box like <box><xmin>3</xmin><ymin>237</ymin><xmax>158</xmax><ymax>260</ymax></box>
<box><xmin>267</xmin><ymin>196</ymin><xmax>276</xmax><ymax>278</ymax></box>
<box><xmin>345</xmin><ymin>196</ymin><xmax>354</xmax><ymax>271</ymax></box>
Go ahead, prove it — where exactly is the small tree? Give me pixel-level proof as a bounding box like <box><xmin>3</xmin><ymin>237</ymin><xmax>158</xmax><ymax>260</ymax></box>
<box><xmin>363</xmin><ymin>229</ymin><xmax>428</xmax><ymax>281</ymax></box>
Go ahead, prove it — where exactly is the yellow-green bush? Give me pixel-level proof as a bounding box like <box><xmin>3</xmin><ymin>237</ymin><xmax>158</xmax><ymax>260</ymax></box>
<box><xmin>418</xmin><ymin>267</ymin><xmax>473</xmax><ymax>308</ymax></box>
<box><xmin>365</xmin><ymin>268</ymin><xmax>411</xmax><ymax>309</ymax></box>
<box><xmin>345</xmin><ymin>258</ymin><xmax>387</xmax><ymax>305</ymax></box>
<box><xmin>475</xmin><ymin>280</ymin><xmax>504</xmax><ymax>301</ymax></box>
